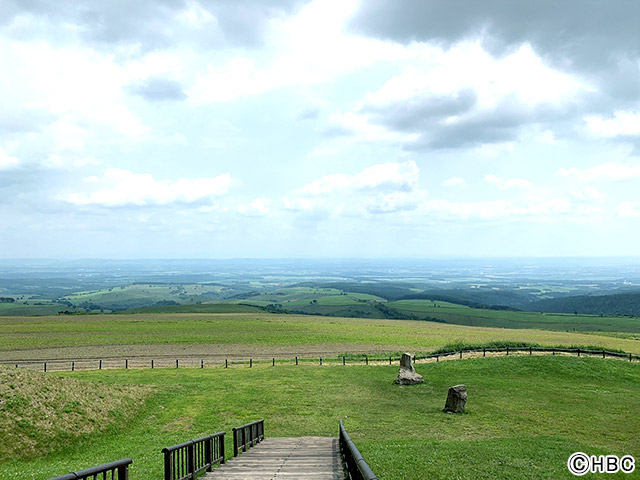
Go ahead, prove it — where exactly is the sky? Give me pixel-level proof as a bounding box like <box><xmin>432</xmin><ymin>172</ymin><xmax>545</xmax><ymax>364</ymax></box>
<box><xmin>1</xmin><ymin>0</ymin><xmax>640</xmax><ymax>259</ymax></box>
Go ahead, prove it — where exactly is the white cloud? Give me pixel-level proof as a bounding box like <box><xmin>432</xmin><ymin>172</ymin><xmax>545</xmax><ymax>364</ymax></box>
<box><xmin>237</xmin><ymin>198</ymin><xmax>272</xmax><ymax>216</ymax></box>
<box><xmin>484</xmin><ymin>174</ymin><xmax>532</xmax><ymax>189</ymax></box>
<box><xmin>442</xmin><ymin>177</ymin><xmax>465</xmax><ymax>187</ymax></box>
<box><xmin>557</xmin><ymin>162</ymin><xmax>640</xmax><ymax>182</ymax></box>
<box><xmin>584</xmin><ymin>111</ymin><xmax>640</xmax><ymax>137</ymax></box>
<box><xmin>0</xmin><ymin>147</ymin><xmax>21</xmax><ymax>170</ymax></box>
<box><xmin>65</xmin><ymin>169</ymin><xmax>232</xmax><ymax>207</ymax></box>
<box><xmin>618</xmin><ymin>201</ymin><xmax>640</xmax><ymax>217</ymax></box>
<box><xmin>297</xmin><ymin>161</ymin><xmax>419</xmax><ymax>195</ymax></box>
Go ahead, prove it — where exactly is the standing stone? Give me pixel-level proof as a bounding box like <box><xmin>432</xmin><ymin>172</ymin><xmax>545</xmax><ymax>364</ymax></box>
<box><xmin>395</xmin><ymin>353</ymin><xmax>424</xmax><ymax>385</ymax></box>
<box><xmin>444</xmin><ymin>384</ymin><xmax>467</xmax><ymax>413</ymax></box>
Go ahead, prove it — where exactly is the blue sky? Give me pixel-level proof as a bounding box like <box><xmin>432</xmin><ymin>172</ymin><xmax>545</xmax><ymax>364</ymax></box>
<box><xmin>1</xmin><ymin>0</ymin><xmax>640</xmax><ymax>258</ymax></box>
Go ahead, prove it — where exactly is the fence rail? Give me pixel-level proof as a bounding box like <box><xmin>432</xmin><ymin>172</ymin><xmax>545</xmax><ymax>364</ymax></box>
<box><xmin>2</xmin><ymin>347</ymin><xmax>638</xmax><ymax>373</ymax></box>
<box><xmin>232</xmin><ymin>419</ymin><xmax>264</xmax><ymax>457</ymax></box>
<box><xmin>162</xmin><ymin>432</ymin><xmax>225</xmax><ymax>480</ymax></box>
<box><xmin>339</xmin><ymin>420</ymin><xmax>377</xmax><ymax>480</ymax></box>
<box><xmin>47</xmin><ymin>458</ymin><xmax>132</xmax><ymax>480</ymax></box>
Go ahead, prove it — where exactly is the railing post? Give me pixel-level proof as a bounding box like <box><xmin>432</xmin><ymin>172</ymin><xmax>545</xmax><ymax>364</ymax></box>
<box><xmin>188</xmin><ymin>441</ymin><xmax>195</xmax><ymax>479</ymax></box>
<box><xmin>220</xmin><ymin>434</ymin><xmax>226</xmax><ymax>463</ymax></box>
<box><xmin>232</xmin><ymin>427</ymin><xmax>238</xmax><ymax>457</ymax></box>
<box><xmin>163</xmin><ymin>450</ymin><xmax>172</xmax><ymax>480</ymax></box>
<box><xmin>118</xmin><ymin>464</ymin><xmax>129</xmax><ymax>480</ymax></box>
<box><xmin>205</xmin><ymin>437</ymin><xmax>213</xmax><ymax>472</ymax></box>
<box><xmin>242</xmin><ymin>426</ymin><xmax>247</xmax><ymax>452</ymax></box>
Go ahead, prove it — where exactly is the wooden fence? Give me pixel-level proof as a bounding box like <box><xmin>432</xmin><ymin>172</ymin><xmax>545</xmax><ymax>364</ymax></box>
<box><xmin>47</xmin><ymin>458</ymin><xmax>132</xmax><ymax>480</ymax></box>
<box><xmin>162</xmin><ymin>432</ymin><xmax>225</xmax><ymax>480</ymax></box>
<box><xmin>3</xmin><ymin>346</ymin><xmax>638</xmax><ymax>373</ymax></box>
<box><xmin>232</xmin><ymin>419</ymin><xmax>265</xmax><ymax>457</ymax></box>
<box><xmin>339</xmin><ymin>420</ymin><xmax>377</xmax><ymax>480</ymax></box>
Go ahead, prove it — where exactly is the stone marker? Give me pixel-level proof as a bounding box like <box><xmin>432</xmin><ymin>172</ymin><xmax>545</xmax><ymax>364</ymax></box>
<box><xmin>444</xmin><ymin>384</ymin><xmax>467</xmax><ymax>413</ymax></box>
<box><xmin>394</xmin><ymin>353</ymin><xmax>424</xmax><ymax>385</ymax></box>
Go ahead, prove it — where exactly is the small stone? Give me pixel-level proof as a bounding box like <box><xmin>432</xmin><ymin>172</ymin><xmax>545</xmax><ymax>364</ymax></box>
<box><xmin>444</xmin><ymin>384</ymin><xmax>467</xmax><ymax>413</ymax></box>
<box><xmin>395</xmin><ymin>352</ymin><xmax>424</xmax><ymax>385</ymax></box>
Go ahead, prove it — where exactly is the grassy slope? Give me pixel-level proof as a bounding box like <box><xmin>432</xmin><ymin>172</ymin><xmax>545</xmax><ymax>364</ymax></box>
<box><xmin>0</xmin><ymin>366</ymin><xmax>151</xmax><ymax>461</ymax></box>
<box><xmin>2</xmin><ymin>314</ymin><xmax>640</xmax><ymax>359</ymax></box>
<box><xmin>2</xmin><ymin>357</ymin><xmax>638</xmax><ymax>479</ymax></box>
<box><xmin>388</xmin><ymin>299</ymin><xmax>640</xmax><ymax>332</ymax></box>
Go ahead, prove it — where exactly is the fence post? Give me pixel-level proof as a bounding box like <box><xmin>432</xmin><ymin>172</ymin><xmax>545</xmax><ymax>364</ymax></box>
<box><xmin>151</xmin><ymin>359</ymin><xmax>154</xmax><ymax>369</ymax></box>
<box><xmin>72</xmin><ymin>361</ymin><xmax>74</xmax><ymax>371</ymax></box>
<box><xmin>296</xmin><ymin>356</ymin><xmax>298</xmax><ymax>365</ymax></box>
<box><xmin>188</xmin><ymin>441</ymin><xmax>195</xmax><ymax>479</ymax></box>
<box><xmin>205</xmin><ymin>437</ymin><xmax>213</xmax><ymax>471</ymax></box>
<box><xmin>483</xmin><ymin>348</ymin><xmax>486</xmax><ymax>357</ymax></box>
<box><xmin>272</xmin><ymin>358</ymin><xmax>275</xmax><ymax>366</ymax></box>
<box><xmin>320</xmin><ymin>357</ymin><xmax>322</xmax><ymax>365</ymax></box>
<box><xmin>343</xmin><ymin>356</ymin><xmax>345</xmax><ymax>365</ymax></box>
<box><xmin>365</xmin><ymin>356</ymin><xmax>368</xmax><ymax>365</ymax></box>
<box><xmin>118</xmin><ymin>463</ymin><xmax>129</xmax><ymax>480</ymax></box>
<box><xmin>99</xmin><ymin>359</ymin><xmax>102</xmax><ymax>370</ymax></box>
<box><xmin>250</xmin><ymin>359</ymin><xmax>252</xmax><ymax>368</ymax></box>
<box><xmin>225</xmin><ymin>359</ymin><xmax>228</xmax><ymax>368</ymax></box>
<box><xmin>459</xmin><ymin>351</ymin><xmax>462</xmax><ymax>359</ymax></box>
<box><xmin>578</xmin><ymin>349</ymin><xmax>581</xmax><ymax>357</ymax></box>
<box><xmin>125</xmin><ymin>359</ymin><xmax>128</xmax><ymax>369</ymax></box>
<box><xmin>163</xmin><ymin>450</ymin><xmax>172</xmax><ymax>480</ymax></box>
<box><xmin>602</xmin><ymin>350</ymin><xmax>605</xmax><ymax>359</ymax></box>
<box><xmin>176</xmin><ymin>359</ymin><xmax>179</xmax><ymax>368</ymax></box>
<box><xmin>201</xmin><ymin>359</ymin><xmax>204</xmax><ymax>369</ymax></box>
<box><xmin>232</xmin><ymin>428</ymin><xmax>238</xmax><ymax>457</ymax></box>
<box><xmin>506</xmin><ymin>346</ymin><xmax>509</xmax><ymax>356</ymax></box>
<box><xmin>44</xmin><ymin>362</ymin><xmax>46</xmax><ymax>372</ymax></box>
<box><xmin>436</xmin><ymin>355</ymin><xmax>439</xmax><ymax>363</ymax></box>
<box><xmin>552</xmin><ymin>348</ymin><xmax>555</xmax><ymax>356</ymax></box>
<box><xmin>389</xmin><ymin>356</ymin><xmax>391</xmax><ymax>365</ymax></box>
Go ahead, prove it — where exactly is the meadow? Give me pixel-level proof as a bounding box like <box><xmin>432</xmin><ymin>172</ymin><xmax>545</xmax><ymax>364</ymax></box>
<box><xmin>1</xmin><ymin>357</ymin><xmax>639</xmax><ymax>479</ymax></box>
<box><xmin>2</xmin><ymin>313</ymin><xmax>640</xmax><ymax>365</ymax></box>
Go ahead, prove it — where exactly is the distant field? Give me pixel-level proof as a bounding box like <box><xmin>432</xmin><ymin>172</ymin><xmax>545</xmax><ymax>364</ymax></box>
<box><xmin>388</xmin><ymin>299</ymin><xmax>640</xmax><ymax>333</ymax></box>
<box><xmin>1</xmin><ymin>313</ymin><xmax>640</xmax><ymax>364</ymax></box>
<box><xmin>2</xmin><ymin>356</ymin><xmax>638</xmax><ymax>479</ymax></box>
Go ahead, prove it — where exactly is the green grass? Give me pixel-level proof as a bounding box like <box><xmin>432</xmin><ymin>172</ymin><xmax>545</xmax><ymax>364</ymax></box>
<box><xmin>388</xmin><ymin>299</ymin><xmax>640</xmax><ymax>333</ymax></box>
<box><xmin>2</xmin><ymin>356</ymin><xmax>638</xmax><ymax>479</ymax></box>
<box><xmin>2</xmin><ymin>313</ymin><xmax>640</xmax><ymax>358</ymax></box>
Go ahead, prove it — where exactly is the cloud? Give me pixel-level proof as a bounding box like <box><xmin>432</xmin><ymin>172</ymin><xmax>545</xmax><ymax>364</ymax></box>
<box><xmin>329</xmin><ymin>42</ymin><xmax>590</xmax><ymax>150</ymax></box>
<box><xmin>584</xmin><ymin>111</ymin><xmax>640</xmax><ymax>138</ymax></box>
<box><xmin>237</xmin><ymin>198</ymin><xmax>271</xmax><ymax>216</ymax></box>
<box><xmin>618</xmin><ymin>201</ymin><xmax>640</xmax><ymax>218</ymax></box>
<box><xmin>484</xmin><ymin>174</ymin><xmax>532</xmax><ymax>190</ymax></box>
<box><xmin>0</xmin><ymin>147</ymin><xmax>21</xmax><ymax>170</ymax></box>
<box><xmin>557</xmin><ymin>162</ymin><xmax>640</xmax><ymax>182</ymax></box>
<box><xmin>126</xmin><ymin>76</ymin><xmax>187</xmax><ymax>102</ymax></box>
<box><xmin>297</xmin><ymin>160</ymin><xmax>419</xmax><ymax>195</ymax></box>
<box><xmin>65</xmin><ymin>169</ymin><xmax>232</xmax><ymax>207</ymax></box>
<box><xmin>442</xmin><ymin>177</ymin><xmax>465</xmax><ymax>187</ymax></box>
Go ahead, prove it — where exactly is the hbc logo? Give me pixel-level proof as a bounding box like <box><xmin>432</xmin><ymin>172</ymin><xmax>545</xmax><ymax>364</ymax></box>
<box><xmin>568</xmin><ymin>452</ymin><xmax>635</xmax><ymax>475</ymax></box>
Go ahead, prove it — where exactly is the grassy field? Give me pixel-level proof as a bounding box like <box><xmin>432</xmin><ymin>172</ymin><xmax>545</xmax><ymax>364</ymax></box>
<box><xmin>2</xmin><ymin>313</ymin><xmax>640</xmax><ymax>364</ymax></box>
<box><xmin>1</xmin><ymin>356</ymin><xmax>638</xmax><ymax>479</ymax></box>
<box><xmin>388</xmin><ymin>299</ymin><xmax>640</xmax><ymax>332</ymax></box>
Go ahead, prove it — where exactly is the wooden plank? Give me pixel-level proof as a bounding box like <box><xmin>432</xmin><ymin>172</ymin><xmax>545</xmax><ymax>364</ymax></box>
<box><xmin>204</xmin><ymin>437</ymin><xmax>343</xmax><ymax>480</ymax></box>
